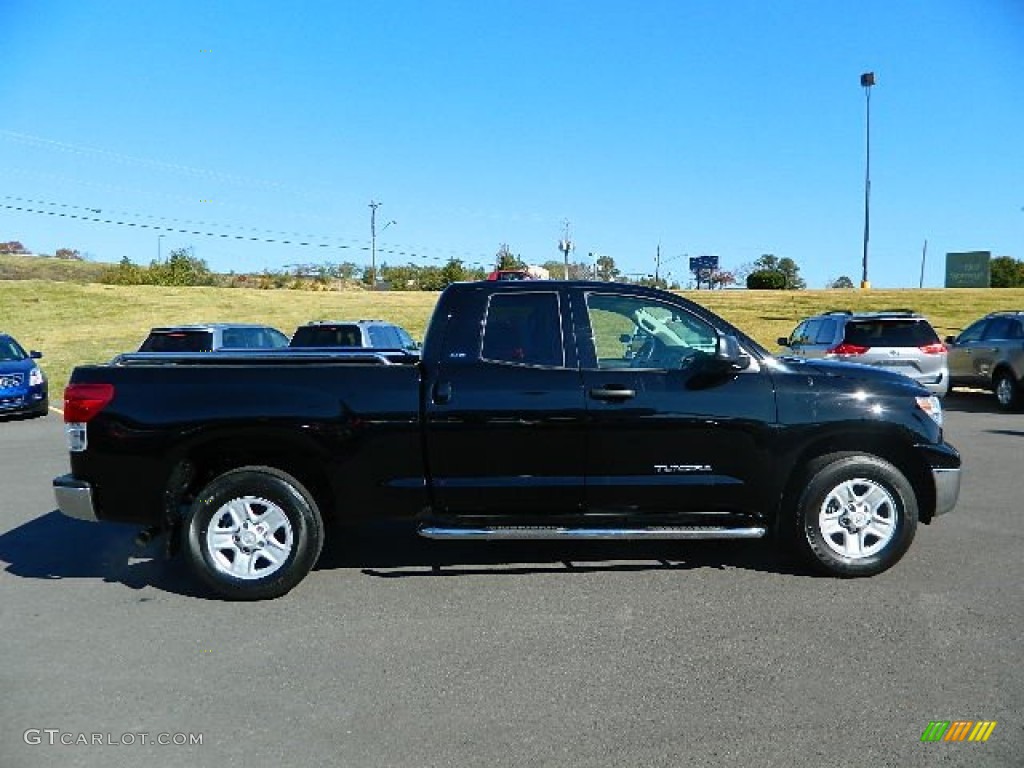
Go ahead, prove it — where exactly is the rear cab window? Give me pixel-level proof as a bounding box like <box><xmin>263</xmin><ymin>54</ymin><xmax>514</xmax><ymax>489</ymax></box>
<box><xmin>480</xmin><ymin>292</ymin><xmax>564</xmax><ymax>367</ymax></box>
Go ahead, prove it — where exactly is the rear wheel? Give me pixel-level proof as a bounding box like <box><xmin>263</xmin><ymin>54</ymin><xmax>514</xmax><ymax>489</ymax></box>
<box><xmin>183</xmin><ymin>466</ymin><xmax>324</xmax><ymax>600</ymax></box>
<box><xmin>993</xmin><ymin>370</ymin><xmax>1022</xmax><ymax>411</ymax></box>
<box><xmin>789</xmin><ymin>453</ymin><xmax>917</xmax><ymax>577</ymax></box>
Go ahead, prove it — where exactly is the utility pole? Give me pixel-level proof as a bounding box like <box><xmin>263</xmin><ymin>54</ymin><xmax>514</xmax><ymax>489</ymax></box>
<box><xmin>654</xmin><ymin>243</ymin><xmax>661</xmax><ymax>284</ymax></box>
<box><xmin>860</xmin><ymin>71</ymin><xmax>876</xmax><ymax>289</ymax></box>
<box><xmin>368</xmin><ymin>200</ymin><xmax>381</xmax><ymax>289</ymax></box>
<box><xmin>919</xmin><ymin>239</ymin><xmax>928</xmax><ymax>289</ymax></box>
<box><xmin>558</xmin><ymin>219</ymin><xmax>574</xmax><ymax>279</ymax></box>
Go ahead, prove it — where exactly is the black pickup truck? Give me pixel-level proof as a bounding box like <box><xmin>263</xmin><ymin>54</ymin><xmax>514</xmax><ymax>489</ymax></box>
<box><xmin>54</xmin><ymin>280</ymin><xmax>961</xmax><ymax>599</ymax></box>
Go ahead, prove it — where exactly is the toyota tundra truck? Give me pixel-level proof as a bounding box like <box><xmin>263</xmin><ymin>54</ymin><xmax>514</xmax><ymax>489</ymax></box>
<box><xmin>53</xmin><ymin>280</ymin><xmax>961</xmax><ymax>600</ymax></box>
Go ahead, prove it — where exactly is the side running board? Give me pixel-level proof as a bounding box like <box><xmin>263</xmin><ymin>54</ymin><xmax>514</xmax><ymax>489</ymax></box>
<box><xmin>418</xmin><ymin>525</ymin><xmax>766</xmax><ymax>541</ymax></box>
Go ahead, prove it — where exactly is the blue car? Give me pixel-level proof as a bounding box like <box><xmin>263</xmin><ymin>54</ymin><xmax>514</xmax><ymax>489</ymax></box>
<box><xmin>0</xmin><ymin>333</ymin><xmax>49</xmax><ymax>417</ymax></box>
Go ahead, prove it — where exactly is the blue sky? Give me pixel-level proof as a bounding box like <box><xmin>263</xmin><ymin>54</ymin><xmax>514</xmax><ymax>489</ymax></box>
<box><xmin>2</xmin><ymin>0</ymin><xmax>1022</xmax><ymax>288</ymax></box>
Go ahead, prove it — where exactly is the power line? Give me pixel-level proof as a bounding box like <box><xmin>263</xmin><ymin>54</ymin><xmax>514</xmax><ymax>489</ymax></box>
<box><xmin>1</xmin><ymin>201</ymin><xmax>491</xmax><ymax>266</ymax></box>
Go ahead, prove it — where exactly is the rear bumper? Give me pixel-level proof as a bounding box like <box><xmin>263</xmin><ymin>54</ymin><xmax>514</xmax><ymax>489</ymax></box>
<box><xmin>53</xmin><ymin>474</ymin><xmax>98</xmax><ymax>521</ymax></box>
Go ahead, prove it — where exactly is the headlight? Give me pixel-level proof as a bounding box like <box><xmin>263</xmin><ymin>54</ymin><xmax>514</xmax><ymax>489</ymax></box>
<box><xmin>915</xmin><ymin>395</ymin><xmax>942</xmax><ymax>427</ymax></box>
<box><xmin>29</xmin><ymin>367</ymin><xmax>45</xmax><ymax>387</ymax></box>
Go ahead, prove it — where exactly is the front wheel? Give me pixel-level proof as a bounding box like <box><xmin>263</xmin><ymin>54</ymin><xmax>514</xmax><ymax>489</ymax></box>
<box><xmin>184</xmin><ymin>466</ymin><xmax>324</xmax><ymax>600</ymax></box>
<box><xmin>789</xmin><ymin>454</ymin><xmax>918</xmax><ymax>577</ymax></box>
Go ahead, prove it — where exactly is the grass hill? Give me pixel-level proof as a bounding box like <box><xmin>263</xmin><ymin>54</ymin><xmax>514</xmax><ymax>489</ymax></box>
<box><xmin>2</xmin><ymin>260</ymin><xmax>1023</xmax><ymax>399</ymax></box>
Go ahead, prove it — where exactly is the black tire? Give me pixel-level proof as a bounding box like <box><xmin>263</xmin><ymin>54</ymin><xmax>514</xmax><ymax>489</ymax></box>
<box><xmin>183</xmin><ymin>466</ymin><xmax>324</xmax><ymax>600</ymax></box>
<box><xmin>788</xmin><ymin>453</ymin><xmax>917</xmax><ymax>577</ymax></box>
<box><xmin>993</xmin><ymin>369</ymin><xmax>1022</xmax><ymax>412</ymax></box>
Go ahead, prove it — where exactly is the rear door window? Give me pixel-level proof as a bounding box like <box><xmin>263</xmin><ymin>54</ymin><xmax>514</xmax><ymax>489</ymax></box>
<box><xmin>982</xmin><ymin>317</ymin><xmax>1015</xmax><ymax>340</ymax></box>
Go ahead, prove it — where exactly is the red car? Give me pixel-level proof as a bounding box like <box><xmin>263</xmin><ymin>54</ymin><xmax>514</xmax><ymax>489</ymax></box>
<box><xmin>486</xmin><ymin>269</ymin><xmax>533</xmax><ymax>281</ymax></box>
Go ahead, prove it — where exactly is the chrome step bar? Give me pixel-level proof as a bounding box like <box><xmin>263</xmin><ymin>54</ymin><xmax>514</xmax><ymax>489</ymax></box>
<box><xmin>418</xmin><ymin>525</ymin><xmax>766</xmax><ymax>541</ymax></box>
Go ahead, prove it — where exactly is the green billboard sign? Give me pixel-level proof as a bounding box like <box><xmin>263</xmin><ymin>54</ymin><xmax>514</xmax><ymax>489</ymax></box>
<box><xmin>945</xmin><ymin>251</ymin><xmax>991</xmax><ymax>288</ymax></box>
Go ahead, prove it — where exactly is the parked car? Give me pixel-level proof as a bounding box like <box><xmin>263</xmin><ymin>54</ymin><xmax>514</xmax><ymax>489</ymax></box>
<box><xmin>289</xmin><ymin>320</ymin><xmax>419</xmax><ymax>353</ymax></box>
<box><xmin>778</xmin><ymin>309</ymin><xmax>949</xmax><ymax>396</ymax></box>
<box><xmin>139</xmin><ymin>324</ymin><xmax>290</xmax><ymax>352</ymax></box>
<box><xmin>0</xmin><ymin>333</ymin><xmax>49</xmax><ymax>417</ymax></box>
<box><xmin>945</xmin><ymin>310</ymin><xmax>1024</xmax><ymax>410</ymax></box>
<box><xmin>54</xmin><ymin>281</ymin><xmax>960</xmax><ymax>600</ymax></box>
<box><xmin>486</xmin><ymin>269</ymin><xmax>533</xmax><ymax>281</ymax></box>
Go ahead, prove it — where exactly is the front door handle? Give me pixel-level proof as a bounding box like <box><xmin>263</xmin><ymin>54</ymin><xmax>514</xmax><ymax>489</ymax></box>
<box><xmin>433</xmin><ymin>381</ymin><xmax>453</xmax><ymax>404</ymax></box>
<box><xmin>590</xmin><ymin>387</ymin><xmax>636</xmax><ymax>401</ymax></box>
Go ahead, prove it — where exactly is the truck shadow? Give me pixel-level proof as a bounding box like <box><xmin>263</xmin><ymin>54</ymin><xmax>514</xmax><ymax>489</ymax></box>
<box><xmin>318</xmin><ymin>521</ymin><xmax>806</xmax><ymax>579</ymax></box>
<box><xmin>942</xmin><ymin>391</ymin><xmax>1001</xmax><ymax>414</ymax></box>
<box><xmin>0</xmin><ymin>511</ymin><xmax>206</xmax><ymax>598</ymax></box>
<box><xmin>0</xmin><ymin>514</ymin><xmax>808</xmax><ymax>599</ymax></box>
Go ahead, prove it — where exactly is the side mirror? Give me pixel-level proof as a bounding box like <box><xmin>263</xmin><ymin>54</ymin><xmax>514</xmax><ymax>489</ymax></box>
<box><xmin>713</xmin><ymin>334</ymin><xmax>751</xmax><ymax>371</ymax></box>
<box><xmin>30</xmin><ymin>350</ymin><xmax>43</xmax><ymax>359</ymax></box>
<box><xmin>776</xmin><ymin>337</ymin><xmax>789</xmax><ymax>347</ymax></box>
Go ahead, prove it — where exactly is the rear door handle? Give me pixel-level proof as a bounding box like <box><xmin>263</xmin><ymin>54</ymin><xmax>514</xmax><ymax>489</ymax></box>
<box><xmin>589</xmin><ymin>387</ymin><xmax>636</xmax><ymax>401</ymax></box>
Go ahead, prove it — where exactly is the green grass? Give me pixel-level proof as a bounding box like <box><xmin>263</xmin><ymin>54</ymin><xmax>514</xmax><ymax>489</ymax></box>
<box><xmin>3</xmin><ymin>278</ymin><xmax>1024</xmax><ymax>400</ymax></box>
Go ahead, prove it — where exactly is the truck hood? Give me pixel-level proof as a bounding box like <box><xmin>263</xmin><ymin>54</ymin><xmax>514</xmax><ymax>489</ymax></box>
<box><xmin>772</xmin><ymin>355</ymin><xmax>929</xmax><ymax>396</ymax></box>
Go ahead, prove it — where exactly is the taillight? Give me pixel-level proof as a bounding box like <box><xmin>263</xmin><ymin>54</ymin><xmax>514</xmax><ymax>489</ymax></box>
<box><xmin>918</xmin><ymin>342</ymin><xmax>946</xmax><ymax>355</ymax></box>
<box><xmin>63</xmin><ymin>383</ymin><xmax>115</xmax><ymax>422</ymax></box>
<box><xmin>828</xmin><ymin>343</ymin><xmax>870</xmax><ymax>356</ymax></box>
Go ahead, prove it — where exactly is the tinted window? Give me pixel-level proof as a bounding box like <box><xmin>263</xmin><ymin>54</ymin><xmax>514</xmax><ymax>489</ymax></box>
<box><xmin>982</xmin><ymin>317</ymin><xmax>1017</xmax><ymax>340</ymax></box>
<box><xmin>290</xmin><ymin>325</ymin><xmax>362</xmax><ymax>347</ymax></box>
<box><xmin>844</xmin><ymin>320</ymin><xmax>939</xmax><ymax>347</ymax></box>
<box><xmin>788</xmin><ymin>321</ymin><xmax>807</xmax><ymax>345</ymax></box>
<box><xmin>799</xmin><ymin>319</ymin><xmax>822</xmax><ymax>345</ymax></box>
<box><xmin>140</xmin><ymin>331</ymin><xmax>213</xmax><ymax>352</ymax></box>
<box><xmin>814</xmin><ymin>318</ymin><xmax>838</xmax><ymax>343</ymax></box>
<box><xmin>0</xmin><ymin>336</ymin><xmax>28</xmax><ymax>361</ymax></box>
<box><xmin>368</xmin><ymin>326</ymin><xmax>402</xmax><ymax>348</ymax></box>
<box><xmin>481</xmin><ymin>292</ymin><xmax>564</xmax><ymax>367</ymax></box>
<box><xmin>956</xmin><ymin>319</ymin><xmax>988</xmax><ymax>343</ymax></box>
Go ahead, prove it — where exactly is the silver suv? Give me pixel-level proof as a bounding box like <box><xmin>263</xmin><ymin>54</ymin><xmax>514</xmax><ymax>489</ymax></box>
<box><xmin>289</xmin><ymin>320</ymin><xmax>419</xmax><ymax>352</ymax></box>
<box><xmin>778</xmin><ymin>309</ymin><xmax>948</xmax><ymax>396</ymax></box>
<box><xmin>139</xmin><ymin>323</ymin><xmax>290</xmax><ymax>352</ymax></box>
<box><xmin>946</xmin><ymin>311</ymin><xmax>1024</xmax><ymax>410</ymax></box>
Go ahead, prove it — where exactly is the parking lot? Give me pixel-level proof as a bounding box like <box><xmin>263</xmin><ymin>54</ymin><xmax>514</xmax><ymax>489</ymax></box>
<box><xmin>1</xmin><ymin>397</ymin><xmax>1021</xmax><ymax>768</ymax></box>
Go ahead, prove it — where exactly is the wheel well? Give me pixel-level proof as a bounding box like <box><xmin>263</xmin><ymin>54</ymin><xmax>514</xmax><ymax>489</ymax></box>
<box><xmin>992</xmin><ymin>363</ymin><xmax>1018</xmax><ymax>384</ymax></box>
<box><xmin>777</xmin><ymin>434</ymin><xmax>936</xmax><ymax>529</ymax></box>
<box><xmin>174</xmin><ymin>438</ymin><xmax>337</xmax><ymax>524</ymax></box>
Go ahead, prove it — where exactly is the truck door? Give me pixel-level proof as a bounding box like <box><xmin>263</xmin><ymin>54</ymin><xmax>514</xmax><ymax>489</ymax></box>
<box><xmin>575</xmin><ymin>288</ymin><xmax>776</xmax><ymax>517</ymax></box>
<box><xmin>424</xmin><ymin>288</ymin><xmax>587</xmax><ymax>515</ymax></box>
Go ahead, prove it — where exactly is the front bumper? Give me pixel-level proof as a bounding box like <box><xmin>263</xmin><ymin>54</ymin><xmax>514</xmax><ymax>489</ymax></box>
<box><xmin>932</xmin><ymin>467</ymin><xmax>961</xmax><ymax>517</ymax></box>
<box><xmin>53</xmin><ymin>474</ymin><xmax>98</xmax><ymax>521</ymax></box>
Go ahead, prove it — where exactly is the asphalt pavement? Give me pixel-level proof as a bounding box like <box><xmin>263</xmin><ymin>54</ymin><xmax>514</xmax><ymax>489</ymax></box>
<box><xmin>0</xmin><ymin>397</ymin><xmax>1020</xmax><ymax>768</ymax></box>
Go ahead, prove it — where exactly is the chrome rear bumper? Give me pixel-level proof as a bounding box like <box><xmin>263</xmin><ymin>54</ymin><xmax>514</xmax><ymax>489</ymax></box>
<box><xmin>53</xmin><ymin>474</ymin><xmax>98</xmax><ymax>521</ymax></box>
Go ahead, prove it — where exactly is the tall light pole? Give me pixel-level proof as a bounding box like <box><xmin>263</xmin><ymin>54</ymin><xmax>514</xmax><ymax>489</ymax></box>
<box><xmin>860</xmin><ymin>71</ymin><xmax>876</xmax><ymax>289</ymax></box>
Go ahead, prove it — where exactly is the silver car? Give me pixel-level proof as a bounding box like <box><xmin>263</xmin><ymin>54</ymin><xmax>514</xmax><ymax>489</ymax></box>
<box><xmin>946</xmin><ymin>311</ymin><xmax>1024</xmax><ymax>410</ymax></box>
<box><xmin>778</xmin><ymin>310</ymin><xmax>949</xmax><ymax>396</ymax></box>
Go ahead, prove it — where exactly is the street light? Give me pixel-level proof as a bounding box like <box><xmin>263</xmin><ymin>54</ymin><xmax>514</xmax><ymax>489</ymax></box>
<box><xmin>368</xmin><ymin>200</ymin><xmax>396</xmax><ymax>289</ymax></box>
<box><xmin>860</xmin><ymin>71</ymin><xmax>876</xmax><ymax>289</ymax></box>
